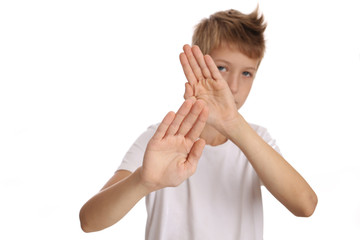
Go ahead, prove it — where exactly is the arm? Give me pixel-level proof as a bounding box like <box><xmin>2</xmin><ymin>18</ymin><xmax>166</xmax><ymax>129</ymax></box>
<box><xmin>223</xmin><ymin>114</ymin><xmax>317</xmax><ymax>217</ymax></box>
<box><xmin>180</xmin><ymin>44</ymin><xmax>317</xmax><ymax>217</ymax></box>
<box><xmin>80</xmin><ymin>98</ymin><xmax>209</xmax><ymax>232</ymax></box>
<box><xmin>80</xmin><ymin>168</ymin><xmax>148</xmax><ymax>232</ymax></box>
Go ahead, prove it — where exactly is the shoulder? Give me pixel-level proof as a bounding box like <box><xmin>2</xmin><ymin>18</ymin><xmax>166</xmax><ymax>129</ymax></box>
<box><xmin>117</xmin><ymin>123</ymin><xmax>160</xmax><ymax>172</ymax></box>
<box><xmin>132</xmin><ymin>123</ymin><xmax>160</xmax><ymax>146</ymax></box>
<box><xmin>147</xmin><ymin>123</ymin><xmax>160</xmax><ymax>132</ymax></box>
<box><xmin>123</xmin><ymin>123</ymin><xmax>160</xmax><ymax>152</ymax></box>
<box><xmin>139</xmin><ymin>123</ymin><xmax>160</xmax><ymax>138</ymax></box>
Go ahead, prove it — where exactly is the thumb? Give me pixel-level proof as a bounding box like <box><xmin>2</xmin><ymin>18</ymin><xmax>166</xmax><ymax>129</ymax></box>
<box><xmin>183</xmin><ymin>82</ymin><xmax>194</xmax><ymax>100</ymax></box>
<box><xmin>186</xmin><ymin>138</ymin><xmax>206</xmax><ymax>175</ymax></box>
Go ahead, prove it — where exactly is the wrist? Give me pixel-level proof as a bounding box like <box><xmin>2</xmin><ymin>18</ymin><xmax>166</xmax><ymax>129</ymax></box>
<box><xmin>134</xmin><ymin>167</ymin><xmax>156</xmax><ymax>195</ymax></box>
<box><xmin>218</xmin><ymin>112</ymin><xmax>244</xmax><ymax>138</ymax></box>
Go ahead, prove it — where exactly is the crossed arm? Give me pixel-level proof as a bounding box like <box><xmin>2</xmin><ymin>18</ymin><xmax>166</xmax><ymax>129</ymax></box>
<box><xmin>179</xmin><ymin>44</ymin><xmax>318</xmax><ymax>217</ymax></box>
<box><xmin>80</xmin><ymin>44</ymin><xmax>317</xmax><ymax>233</ymax></box>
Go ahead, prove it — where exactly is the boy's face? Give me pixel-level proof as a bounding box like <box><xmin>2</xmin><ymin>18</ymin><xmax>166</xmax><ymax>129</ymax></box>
<box><xmin>210</xmin><ymin>44</ymin><xmax>260</xmax><ymax>109</ymax></box>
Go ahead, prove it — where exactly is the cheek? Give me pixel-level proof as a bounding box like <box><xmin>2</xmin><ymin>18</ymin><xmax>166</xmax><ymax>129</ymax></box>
<box><xmin>243</xmin><ymin>80</ymin><xmax>254</xmax><ymax>93</ymax></box>
<box><xmin>235</xmin><ymin>82</ymin><xmax>253</xmax><ymax>106</ymax></box>
<box><xmin>237</xmin><ymin>80</ymin><xmax>253</xmax><ymax>94</ymax></box>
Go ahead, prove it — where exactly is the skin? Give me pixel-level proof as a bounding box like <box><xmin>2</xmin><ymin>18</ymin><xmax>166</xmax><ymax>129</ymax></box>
<box><xmin>80</xmin><ymin>98</ymin><xmax>209</xmax><ymax>232</ymax></box>
<box><xmin>79</xmin><ymin>43</ymin><xmax>318</xmax><ymax>233</ymax></box>
<box><xmin>180</xmin><ymin>43</ymin><xmax>318</xmax><ymax>217</ymax></box>
<box><xmin>181</xmin><ymin>43</ymin><xmax>258</xmax><ymax>146</ymax></box>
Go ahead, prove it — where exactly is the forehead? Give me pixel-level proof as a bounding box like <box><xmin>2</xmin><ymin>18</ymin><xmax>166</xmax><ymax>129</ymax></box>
<box><xmin>210</xmin><ymin>44</ymin><xmax>260</xmax><ymax>69</ymax></box>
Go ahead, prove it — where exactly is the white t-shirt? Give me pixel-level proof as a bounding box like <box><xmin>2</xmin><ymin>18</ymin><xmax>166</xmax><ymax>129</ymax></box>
<box><xmin>118</xmin><ymin>123</ymin><xmax>280</xmax><ymax>240</ymax></box>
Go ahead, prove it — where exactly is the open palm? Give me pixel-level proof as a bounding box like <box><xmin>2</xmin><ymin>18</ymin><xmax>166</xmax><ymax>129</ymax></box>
<box><xmin>140</xmin><ymin>98</ymin><xmax>208</xmax><ymax>191</ymax></box>
<box><xmin>180</xmin><ymin>45</ymin><xmax>238</xmax><ymax>128</ymax></box>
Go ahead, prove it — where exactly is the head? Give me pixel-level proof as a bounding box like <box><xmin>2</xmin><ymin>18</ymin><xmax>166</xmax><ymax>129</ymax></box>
<box><xmin>192</xmin><ymin>7</ymin><xmax>267</xmax><ymax>60</ymax></box>
<box><xmin>192</xmin><ymin>7</ymin><xmax>267</xmax><ymax>109</ymax></box>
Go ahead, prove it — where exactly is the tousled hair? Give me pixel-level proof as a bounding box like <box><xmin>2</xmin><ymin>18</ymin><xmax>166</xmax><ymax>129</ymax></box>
<box><xmin>192</xmin><ymin>7</ymin><xmax>267</xmax><ymax>60</ymax></box>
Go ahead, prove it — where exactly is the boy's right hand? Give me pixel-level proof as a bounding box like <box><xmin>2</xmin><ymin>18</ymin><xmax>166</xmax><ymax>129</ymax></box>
<box><xmin>139</xmin><ymin>98</ymin><xmax>208</xmax><ymax>192</ymax></box>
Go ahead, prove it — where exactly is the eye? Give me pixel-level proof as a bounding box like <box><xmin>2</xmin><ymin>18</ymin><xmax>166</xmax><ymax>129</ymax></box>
<box><xmin>217</xmin><ymin>66</ymin><xmax>227</xmax><ymax>72</ymax></box>
<box><xmin>242</xmin><ymin>71</ymin><xmax>252</xmax><ymax>77</ymax></box>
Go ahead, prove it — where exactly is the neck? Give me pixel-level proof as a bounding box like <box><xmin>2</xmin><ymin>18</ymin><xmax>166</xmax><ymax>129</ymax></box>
<box><xmin>200</xmin><ymin>124</ymin><xmax>228</xmax><ymax>146</ymax></box>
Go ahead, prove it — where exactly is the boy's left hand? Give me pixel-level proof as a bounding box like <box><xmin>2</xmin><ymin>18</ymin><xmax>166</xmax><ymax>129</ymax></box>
<box><xmin>180</xmin><ymin>44</ymin><xmax>239</xmax><ymax>132</ymax></box>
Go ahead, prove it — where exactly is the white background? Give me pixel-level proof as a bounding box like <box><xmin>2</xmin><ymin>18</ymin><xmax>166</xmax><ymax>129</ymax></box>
<box><xmin>1</xmin><ymin>0</ymin><xmax>359</xmax><ymax>239</ymax></box>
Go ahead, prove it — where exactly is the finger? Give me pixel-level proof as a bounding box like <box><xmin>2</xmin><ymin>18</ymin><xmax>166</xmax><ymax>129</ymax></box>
<box><xmin>183</xmin><ymin>82</ymin><xmax>193</xmax><ymax>100</ymax></box>
<box><xmin>186</xmin><ymin>138</ymin><xmax>206</xmax><ymax>175</ymax></box>
<box><xmin>204</xmin><ymin>54</ymin><xmax>223</xmax><ymax>81</ymax></box>
<box><xmin>185</xmin><ymin>104</ymin><xmax>209</xmax><ymax>142</ymax></box>
<box><xmin>165</xmin><ymin>98</ymin><xmax>196</xmax><ymax>136</ymax></box>
<box><xmin>177</xmin><ymin>100</ymin><xmax>207</xmax><ymax>137</ymax></box>
<box><xmin>192</xmin><ymin>45</ymin><xmax>212</xmax><ymax>79</ymax></box>
<box><xmin>180</xmin><ymin>52</ymin><xmax>197</xmax><ymax>86</ymax></box>
<box><xmin>183</xmin><ymin>44</ymin><xmax>205</xmax><ymax>82</ymax></box>
<box><xmin>152</xmin><ymin>111</ymin><xmax>176</xmax><ymax>140</ymax></box>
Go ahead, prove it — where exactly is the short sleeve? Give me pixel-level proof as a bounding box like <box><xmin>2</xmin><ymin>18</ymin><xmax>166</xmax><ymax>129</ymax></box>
<box><xmin>117</xmin><ymin>124</ymin><xmax>159</xmax><ymax>173</ymax></box>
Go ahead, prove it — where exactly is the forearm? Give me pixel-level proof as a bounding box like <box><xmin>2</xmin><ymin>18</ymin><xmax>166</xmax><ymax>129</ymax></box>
<box><xmin>222</xmin><ymin>113</ymin><xmax>317</xmax><ymax>217</ymax></box>
<box><xmin>80</xmin><ymin>168</ymin><xmax>150</xmax><ymax>232</ymax></box>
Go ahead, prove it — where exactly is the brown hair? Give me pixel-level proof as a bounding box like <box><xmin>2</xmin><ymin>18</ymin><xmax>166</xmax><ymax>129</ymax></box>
<box><xmin>192</xmin><ymin>7</ymin><xmax>267</xmax><ymax>60</ymax></box>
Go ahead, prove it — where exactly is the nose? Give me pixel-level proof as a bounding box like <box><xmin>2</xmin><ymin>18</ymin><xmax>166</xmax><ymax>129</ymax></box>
<box><xmin>227</xmin><ymin>73</ymin><xmax>239</xmax><ymax>94</ymax></box>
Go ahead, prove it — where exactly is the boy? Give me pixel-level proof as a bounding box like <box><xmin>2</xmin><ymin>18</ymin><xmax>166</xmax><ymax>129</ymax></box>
<box><xmin>80</xmin><ymin>8</ymin><xmax>317</xmax><ymax>240</ymax></box>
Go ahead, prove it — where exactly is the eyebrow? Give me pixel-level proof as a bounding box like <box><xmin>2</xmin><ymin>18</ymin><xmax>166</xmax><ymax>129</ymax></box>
<box><xmin>244</xmin><ymin>66</ymin><xmax>258</xmax><ymax>71</ymax></box>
